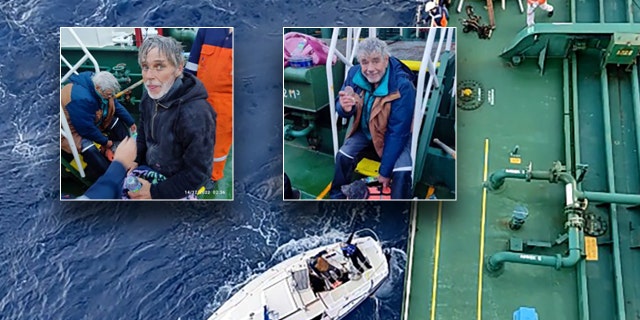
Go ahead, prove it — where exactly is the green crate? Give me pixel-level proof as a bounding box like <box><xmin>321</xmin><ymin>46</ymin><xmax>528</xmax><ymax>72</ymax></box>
<box><xmin>284</xmin><ymin>61</ymin><xmax>345</xmax><ymax>112</ymax></box>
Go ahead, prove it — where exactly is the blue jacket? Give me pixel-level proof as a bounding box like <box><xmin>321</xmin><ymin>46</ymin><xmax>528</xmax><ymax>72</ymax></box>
<box><xmin>65</xmin><ymin>72</ymin><xmax>135</xmax><ymax>145</ymax></box>
<box><xmin>136</xmin><ymin>72</ymin><xmax>216</xmax><ymax>199</ymax></box>
<box><xmin>336</xmin><ymin>57</ymin><xmax>416</xmax><ymax>178</ymax></box>
<box><xmin>81</xmin><ymin>161</ymin><xmax>127</xmax><ymax>199</ymax></box>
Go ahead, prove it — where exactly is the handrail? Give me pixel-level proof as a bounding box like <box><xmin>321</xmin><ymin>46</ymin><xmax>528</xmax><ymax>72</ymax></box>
<box><xmin>60</xmin><ymin>28</ymin><xmax>102</xmax><ymax>178</ymax></box>
<box><xmin>411</xmin><ymin>28</ymin><xmax>452</xmax><ymax>181</ymax></box>
<box><xmin>326</xmin><ymin>27</ymin><xmax>362</xmax><ymax>158</ymax></box>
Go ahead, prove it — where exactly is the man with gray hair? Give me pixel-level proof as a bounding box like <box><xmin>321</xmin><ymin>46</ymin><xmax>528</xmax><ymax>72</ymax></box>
<box><xmin>329</xmin><ymin>37</ymin><xmax>416</xmax><ymax>199</ymax></box>
<box><xmin>128</xmin><ymin>35</ymin><xmax>216</xmax><ymax>199</ymax></box>
<box><xmin>61</xmin><ymin>70</ymin><xmax>136</xmax><ymax>180</ymax></box>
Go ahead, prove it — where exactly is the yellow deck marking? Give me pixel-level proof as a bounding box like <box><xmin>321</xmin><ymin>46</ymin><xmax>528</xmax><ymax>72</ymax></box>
<box><xmin>430</xmin><ymin>202</ymin><xmax>443</xmax><ymax>320</ymax></box>
<box><xmin>316</xmin><ymin>182</ymin><xmax>332</xmax><ymax>200</ymax></box>
<box><xmin>585</xmin><ymin>236</ymin><xmax>599</xmax><ymax>261</ymax></box>
<box><xmin>477</xmin><ymin>138</ymin><xmax>490</xmax><ymax>320</ymax></box>
<box><xmin>509</xmin><ymin>157</ymin><xmax>522</xmax><ymax>164</ymax></box>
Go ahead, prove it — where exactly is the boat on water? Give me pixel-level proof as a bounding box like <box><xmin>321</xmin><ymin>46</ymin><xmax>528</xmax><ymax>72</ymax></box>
<box><xmin>209</xmin><ymin>236</ymin><xmax>389</xmax><ymax>320</ymax></box>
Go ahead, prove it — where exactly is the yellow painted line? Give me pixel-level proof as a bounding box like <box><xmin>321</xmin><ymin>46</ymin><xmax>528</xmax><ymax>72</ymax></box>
<box><xmin>316</xmin><ymin>182</ymin><xmax>332</xmax><ymax>200</ymax></box>
<box><xmin>430</xmin><ymin>201</ymin><xmax>443</xmax><ymax>320</ymax></box>
<box><xmin>477</xmin><ymin>138</ymin><xmax>489</xmax><ymax>320</ymax></box>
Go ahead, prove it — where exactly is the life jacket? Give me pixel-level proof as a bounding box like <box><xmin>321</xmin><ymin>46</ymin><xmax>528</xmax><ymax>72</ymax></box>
<box><xmin>341</xmin><ymin>244</ymin><xmax>357</xmax><ymax>257</ymax></box>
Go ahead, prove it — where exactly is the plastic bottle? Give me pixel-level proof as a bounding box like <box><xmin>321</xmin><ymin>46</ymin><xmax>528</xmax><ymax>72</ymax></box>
<box><xmin>125</xmin><ymin>176</ymin><xmax>142</xmax><ymax>192</ymax></box>
<box><xmin>289</xmin><ymin>38</ymin><xmax>312</xmax><ymax>68</ymax></box>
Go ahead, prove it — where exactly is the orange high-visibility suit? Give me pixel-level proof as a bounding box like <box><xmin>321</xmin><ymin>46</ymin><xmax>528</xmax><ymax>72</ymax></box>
<box><xmin>186</xmin><ymin>28</ymin><xmax>233</xmax><ymax>181</ymax></box>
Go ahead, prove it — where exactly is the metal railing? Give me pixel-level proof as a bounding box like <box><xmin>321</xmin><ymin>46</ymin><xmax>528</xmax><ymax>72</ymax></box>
<box><xmin>60</xmin><ymin>28</ymin><xmax>101</xmax><ymax>178</ymax></box>
<box><xmin>411</xmin><ymin>27</ymin><xmax>454</xmax><ymax>181</ymax></box>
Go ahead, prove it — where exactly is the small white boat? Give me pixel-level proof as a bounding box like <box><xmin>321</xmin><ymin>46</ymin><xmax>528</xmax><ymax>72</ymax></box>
<box><xmin>210</xmin><ymin>236</ymin><xmax>389</xmax><ymax>320</ymax></box>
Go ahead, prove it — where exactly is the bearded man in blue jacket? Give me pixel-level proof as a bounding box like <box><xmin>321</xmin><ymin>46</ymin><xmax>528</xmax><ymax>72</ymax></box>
<box><xmin>329</xmin><ymin>37</ymin><xmax>416</xmax><ymax>199</ymax></box>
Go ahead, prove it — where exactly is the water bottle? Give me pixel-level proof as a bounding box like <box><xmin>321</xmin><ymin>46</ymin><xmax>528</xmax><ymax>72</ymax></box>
<box><xmin>125</xmin><ymin>176</ymin><xmax>142</xmax><ymax>192</ymax></box>
<box><xmin>289</xmin><ymin>38</ymin><xmax>312</xmax><ymax>68</ymax></box>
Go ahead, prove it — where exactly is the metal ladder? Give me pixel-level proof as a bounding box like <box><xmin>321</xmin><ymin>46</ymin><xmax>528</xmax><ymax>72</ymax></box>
<box><xmin>60</xmin><ymin>28</ymin><xmax>101</xmax><ymax>178</ymax></box>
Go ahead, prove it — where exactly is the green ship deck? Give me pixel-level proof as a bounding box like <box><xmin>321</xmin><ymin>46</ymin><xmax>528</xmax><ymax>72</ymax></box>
<box><xmin>402</xmin><ymin>1</ymin><xmax>640</xmax><ymax>320</ymax></box>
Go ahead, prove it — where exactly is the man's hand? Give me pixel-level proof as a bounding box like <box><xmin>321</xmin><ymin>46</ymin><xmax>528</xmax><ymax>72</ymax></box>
<box><xmin>338</xmin><ymin>86</ymin><xmax>360</xmax><ymax>112</ymax></box>
<box><xmin>128</xmin><ymin>177</ymin><xmax>151</xmax><ymax>199</ymax></box>
<box><xmin>100</xmin><ymin>140</ymin><xmax>115</xmax><ymax>161</ymax></box>
<box><xmin>113</xmin><ymin>137</ymin><xmax>137</xmax><ymax>170</ymax></box>
<box><xmin>377</xmin><ymin>175</ymin><xmax>391</xmax><ymax>189</ymax></box>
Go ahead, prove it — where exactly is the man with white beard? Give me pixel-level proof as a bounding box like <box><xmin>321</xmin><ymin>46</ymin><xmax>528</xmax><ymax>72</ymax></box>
<box><xmin>129</xmin><ymin>35</ymin><xmax>216</xmax><ymax>199</ymax></box>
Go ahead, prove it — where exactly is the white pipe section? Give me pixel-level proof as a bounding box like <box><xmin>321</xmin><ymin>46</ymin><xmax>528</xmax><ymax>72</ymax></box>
<box><xmin>60</xmin><ymin>104</ymin><xmax>85</xmax><ymax>177</ymax></box>
<box><xmin>326</xmin><ymin>28</ymin><xmax>342</xmax><ymax>158</ymax></box>
<box><xmin>410</xmin><ymin>28</ymin><xmax>438</xmax><ymax>181</ymax></box>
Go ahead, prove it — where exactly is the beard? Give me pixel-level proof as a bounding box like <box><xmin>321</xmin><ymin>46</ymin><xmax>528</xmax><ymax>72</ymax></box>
<box><xmin>364</xmin><ymin>73</ymin><xmax>383</xmax><ymax>84</ymax></box>
<box><xmin>145</xmin><ymin>77</ymin><xmax>176</xmax><ymax>100</ymax></box>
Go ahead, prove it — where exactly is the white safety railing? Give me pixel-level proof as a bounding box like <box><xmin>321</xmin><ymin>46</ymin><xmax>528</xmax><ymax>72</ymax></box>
<box><xmin>326</xmin><ymin>27</ymin><xmax>361</xmax><ymax>157</ymax></box>
<box><xmin>60</xmin><ymin>28</ymin><xmax>101</xmax><ymax>178</ymax></box>
<box><xmin>410</xmin><ymin>27</ymin><xmax>454</xmax><ymax>181</ymax></box>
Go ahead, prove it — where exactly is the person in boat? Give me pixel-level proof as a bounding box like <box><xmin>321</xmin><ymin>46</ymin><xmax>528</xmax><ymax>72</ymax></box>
<box><xmin>61</xmin><ymin>71</ymin><xmax>136</xmax><ymax>180</ymax></box>
<box><xmin>526</xmin><ymin>0</ymin><xmax>554</xmax><ymax>27</ymax></box>
<box><xmin>341</xmin><ymin>233</ymin><xmax>372</xmax><ymax>273</ymax></box>
<box><xmin>329</xmin><ymin>37</ymin><xmax>417</xmax><ymax>199</ymax></box>
<box><xmin>77</xmin><ymin>136</ymin><xmax>137</xmax><ymax>199</ymax></box>
<box><xmin>309</xmin><ymin>251</ymin><xmax>343</xmax><ymax>289</ymax></box>
<box><xmin>424</xmin><ymin>1</ymin><xmax>449</xmax><ymax>27</ymax></box>
<box><xmin>128</xmin><ymin>35</ymin><xmax>216</xmax><ymax>199</ymax></box>
<box><xmin>185</xmin><ymin>28</ymin><xmax>233</xmax><ymax>191</ymax></box>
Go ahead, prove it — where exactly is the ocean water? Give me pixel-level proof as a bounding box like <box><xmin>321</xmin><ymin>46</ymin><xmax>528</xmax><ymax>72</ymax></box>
<box><xmin>0</xmin><ymin>1</ymin><xmax>415</xmax><ymax>319</ymax></box>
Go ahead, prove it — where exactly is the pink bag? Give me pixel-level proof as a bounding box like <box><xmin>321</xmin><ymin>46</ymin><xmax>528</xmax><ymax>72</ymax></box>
<box><xmin>283</xmin><ymin>32</ymin><xmax>337</xmax><ymax>68</ymax></box>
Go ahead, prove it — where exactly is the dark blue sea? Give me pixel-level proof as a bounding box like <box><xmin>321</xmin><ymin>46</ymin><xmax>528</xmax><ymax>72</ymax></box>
<box><xmin>0</xmin><ymin>1</ymin><xmax>416</xmax><ymax>319</ymax></box>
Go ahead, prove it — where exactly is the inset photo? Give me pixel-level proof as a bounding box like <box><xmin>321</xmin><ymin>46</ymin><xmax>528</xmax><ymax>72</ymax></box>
<box><xmin>283</xmin><ymin>27</ymin><xmax>456</xmax><ymax>200</ymax></box>
<box><xmin>60</xmin><ymin>27</ymin><xmax>233</xmax><ymax>200</ymax></box>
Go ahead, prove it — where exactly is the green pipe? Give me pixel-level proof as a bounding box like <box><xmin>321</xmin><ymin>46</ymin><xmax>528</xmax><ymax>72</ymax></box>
<box><xmin>563</xmin><ymin>58</ymin><xmax>573</xmax><ymax>174</ymax></box>
<box><xmin>581</xmin><ymin>191</ymin><xmax>640</xmax><ymax>205</ymax></box>
<box><xmin>284</xmin><ymin>122</ymin><xmax>315</xmax><ymax>138</ymax></box>
<box><xmin>628</xmin><ymin>0</ymin><xmax>634</xmax><ymax>23</ymax></box>
<box><xmin>632</xmin><ymin>64</ymin><xmax>640</xmax><ymax>173</ymax></box>
<box><xmin>600</xmin><ymin>68</ymin><xmax>627</xmax><ymax>319</ymax></box>
<box><xmin>571</xmin><ymin>0</ymin><xmax>576</xmax><ymax>22</ymax></box>
<box><xmin>570</xmin><ymin>53</ymin><xmax>589</xmax><ymax>320</ymax></box>
<box><xmin>166</xmin><ymin>28</ymin><xmax>196</xmax><ymax>45</ymax></box>
<box><xmin>484</xmin><ymin>168</ymin><xmax>551</xmax><ymax>191</ymax></box>
<box><xmin>599</xmin><ymin>0</ymin><xmax>605</xmax><ymax>23</ymax></box>
<box><xmin>571</xmin><ymin>53</ymin><xmax>582</xmax><ymax>171</ymax></box>
<box><xmin>487</xmin><ymin>225</ymin><xmax>582</xmax><ymax>274</ymax></box>
<box><xmin>484</xmin><ymin>166</ymin><xmax>640</xmax><ymax>205</ymax></box>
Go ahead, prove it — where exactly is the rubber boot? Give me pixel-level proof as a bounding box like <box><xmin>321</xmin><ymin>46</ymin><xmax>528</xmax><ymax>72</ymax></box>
<box><xmin>548</xmin><ymin>10</ymin><xmax>554</xmax><ymax>17</ymax></box>
<box><xmin>82</xmin><ymin>145</ymin><xmax>110</xmax><ymax>180</ymax></box>
<box><xmin>107</xmin><ymin>117</ymin><xmax>130</xmax><ymax>141</ymax></box>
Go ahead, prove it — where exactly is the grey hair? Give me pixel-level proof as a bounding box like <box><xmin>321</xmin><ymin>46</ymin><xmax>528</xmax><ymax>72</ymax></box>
<box><xmin>356</xmin><ymin>37</ymin><xmax>390</xmax><ymax>59</ymax></box>
<box><xmin>138</xmin><ymin>35</ymin><xmax>185</xmax><ymax>70</ymax></box>
<box><xmin>91</xmin><ymin>71</ymin><xmax>121</xmax><ymax>92</ymax></box>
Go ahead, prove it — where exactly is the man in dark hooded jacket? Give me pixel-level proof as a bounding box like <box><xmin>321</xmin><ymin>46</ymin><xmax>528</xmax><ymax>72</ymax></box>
<box><xmin>129</xmin><ymin>35</ymin><xmax>216</xmax><ymax>199</ymax></box>
<box><xmin>329</xmin><ymin>37</ymin><xmax>417</xmax><ymax>199</ymax></box>
<box><xmin>61</xmin><ymin>71</ymin><xmax>136</xmax><ymax>179</ymax></box>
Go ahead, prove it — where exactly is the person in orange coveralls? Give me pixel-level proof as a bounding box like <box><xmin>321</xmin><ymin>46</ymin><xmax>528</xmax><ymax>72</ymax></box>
<box><xmin>186</xmin><ymin>28</ymin><xmax>233</xmax><ymax>189</ymax></box>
